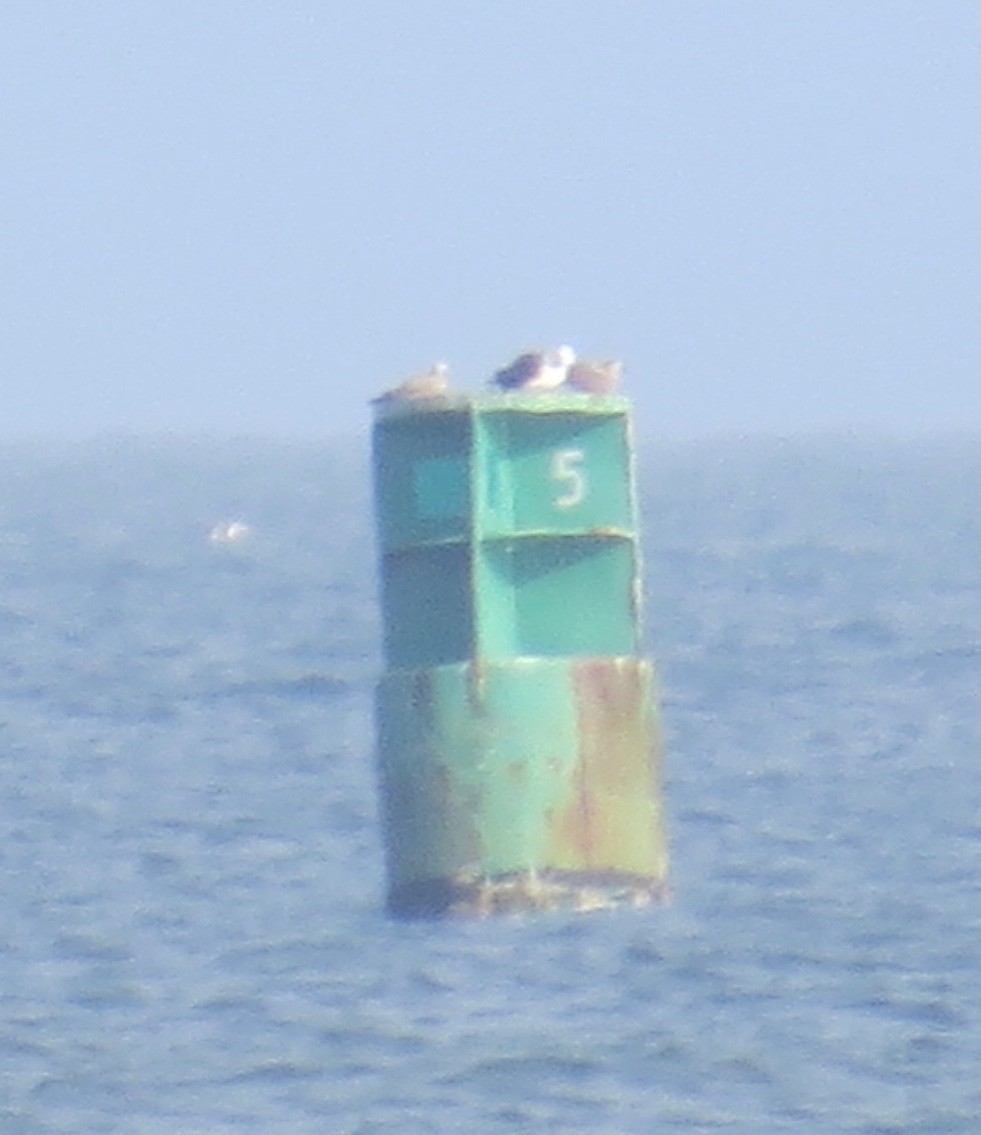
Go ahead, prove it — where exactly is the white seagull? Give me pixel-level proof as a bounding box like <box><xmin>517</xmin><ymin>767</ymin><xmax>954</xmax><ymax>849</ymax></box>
<box><xmin>565</xmin><ymin>359</ymin><xmax>623</xmax><ymax>395</ymax></box>
<box><xmin>208</xmin><ymin>520</ymin><xmax>253</xmax><ymax>546</ymax></box>
<box><xmin>371</xmin><ymin>362</ymin><xmax>450</xmax><ymax>405</ymax></box>
<box><xmin>491</xmin><ymin>345</ymin><xmax>576</xmax><ymax>391</ymax></box>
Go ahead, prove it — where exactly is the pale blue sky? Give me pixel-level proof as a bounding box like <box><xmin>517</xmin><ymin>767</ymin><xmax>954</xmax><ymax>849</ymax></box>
<box><xmin>3</xmin><ymin>2</ymin><xmax>979</xmax><ymax>440</ymax></box>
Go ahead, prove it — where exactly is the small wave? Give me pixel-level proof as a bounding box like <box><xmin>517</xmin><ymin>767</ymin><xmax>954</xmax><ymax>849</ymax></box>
<box><xmin>440</xmin><ymin>1050</ymin><xmax>600</xmax><ymax>1088</ymax></box>
<box><xmin>223</xmin><ymin>1060</ymin><xmax>320</xmax><ymax>1085</ymax></box>
<box><xmin>208</xmin><ymin>674</ymin><xmax>354</xmax><ymax>702</ymax></box>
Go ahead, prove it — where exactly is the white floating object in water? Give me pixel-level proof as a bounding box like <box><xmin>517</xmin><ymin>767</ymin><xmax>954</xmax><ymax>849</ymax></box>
<box><xmin>208</xmin><ymin>521</ymin><xmax>253</xmax><ymax>545</ymax></box>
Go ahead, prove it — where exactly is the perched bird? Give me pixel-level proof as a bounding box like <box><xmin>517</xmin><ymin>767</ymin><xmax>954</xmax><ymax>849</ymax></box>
<box><xmin>565</xmin><ymin>359</ymin><xmax>623</xmax><ymax>395</ymax></box>
<box><xmin>491</xmin><ymin>345</ymin><xmax>576</xmax><ymax>391</ymax></box>
<box><xmin>372</xmin><ymin>362</ymin><xmax>450</xmax><ymax>405</ymax></box>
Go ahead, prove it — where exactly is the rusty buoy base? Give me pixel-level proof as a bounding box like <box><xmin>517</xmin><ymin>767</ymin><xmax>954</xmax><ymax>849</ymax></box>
<box><xmin>388</xmin><ymin>869</ymin><xmax>672</xmax><ymax>920</ymax></box>
<box><xmin>376</xmin><ymin>658</ymin><xmax>670</xmax><ymax>920</ymax></box>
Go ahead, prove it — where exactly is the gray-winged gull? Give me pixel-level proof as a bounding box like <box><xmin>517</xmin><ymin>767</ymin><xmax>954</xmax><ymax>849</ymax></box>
<box><xmin>566</xmin><ymin>359</ymin><xmax>623</xmax><ymax>394</ymax></box>
<box><xmin>372</xmin><ymin>362</ymin><xmax>450</xmax><ymax>404</ymax></box>
<box><xmin>491</xmin><ymin>345</ymin><xmax>576</xmax><ymax>391</ymax></box>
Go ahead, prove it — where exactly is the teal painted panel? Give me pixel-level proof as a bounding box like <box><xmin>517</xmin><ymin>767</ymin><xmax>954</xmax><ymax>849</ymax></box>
<box><xmin>414</xmin><ymin>456</ymin><xmax>468</xmax><ymax>521</ymax></box>
<box><xmin>375</xmin><ymin>668</ymin><xmax>483</xmax><ymax>888</ymax></box>
<box><xmin>476</xmin><ymin>537</ymin><xmax>638</xmax><ymax>658</ymax></box>
<box><xmin>469</xmin><ymin>662</ymin><xmax>581</xmax><ymax>875</ymax></box>
<box><xmin>475</xmin><ymin>411</ymin><xmax>633</xmax><ymax>538</ymax></box>
<box><xmin>373</xmin><ymin>412</ymin><xmax>471</xmax><ymax>550</ymax></box>
<box><xmin>381</xmin><ymin>544</ymin><xmax>473</xmax><ymax>667</ymax></box>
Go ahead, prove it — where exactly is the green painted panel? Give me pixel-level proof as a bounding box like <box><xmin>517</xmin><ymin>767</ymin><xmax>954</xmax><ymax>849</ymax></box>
<box><xmin>465</xmin><ymin>662</ymin><xmax>580</xmax><ymax>875</ymax></box>
<box><xmin>373</xmin><ymin>411</ymin><xmax>471</xmax><ymax>551</ymax></box>
<box><xmin>475</xmin><ymin>411</ymin><xmax>633</xmax><ymax>538</ymax></box>
<box><xmin>375</xmin><ymin>668</ymin><xmax>483</xmax><ymax>887</ymax></box>
<box><xmin>381</xmin><ymin>545</ymin><xmax>473</xmax><ymax>667</ymax></box>
<box><xmin>476</xmin><ymin>537</ymin><xmax>638</xmax><ymax>658</ymax></box>
<box><xmin>414</xmin><ymin>456</ymin><xmax>468</xmax><ymax>521</ymax></box>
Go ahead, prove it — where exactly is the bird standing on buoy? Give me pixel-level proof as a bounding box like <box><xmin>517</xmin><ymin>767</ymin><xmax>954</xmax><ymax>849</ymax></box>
<box><xmin>566</xmin><ymin>359</ymin><xmax>623</xmax><ymax>395</ymax></box>
<box><xmin>491</xmin><ymin>345</ymin><xmax>576</xmax><ymax>391</ymax></box>
<box><xmin>372</xmin><ymin>362</ymin><xmax>451</xmax><ymax>404</ymax></box>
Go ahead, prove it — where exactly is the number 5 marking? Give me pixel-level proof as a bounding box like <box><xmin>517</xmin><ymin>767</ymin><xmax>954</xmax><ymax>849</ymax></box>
<box><xmin>551</xmin><ymin>448</ymin><xmax>587</xmax><ymax>508</ymax></box>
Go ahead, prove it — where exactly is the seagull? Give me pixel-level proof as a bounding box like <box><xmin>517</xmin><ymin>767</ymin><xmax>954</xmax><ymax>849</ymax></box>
<box><xmin>565</xmin><ymin>359</ymin><xmax>623</xmax><ymax>395</ymax></box>
<box><xmin>208</xmin><ymin>520</ymin><xmax>252</xmax><ymax>546</ymax></box>
<box><xmin>371</xmin><ymin>362</ymin><xmax>450</xmax><ymax>405</ymax></box>
<box><xmin>491</xmin><ymin>345</ymin><xmax>576</xmax><ymax>391</ymax></box>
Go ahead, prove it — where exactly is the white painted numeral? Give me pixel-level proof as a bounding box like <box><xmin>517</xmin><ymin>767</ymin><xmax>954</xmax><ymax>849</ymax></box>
<box><xmin>551</xmin><ymin>448</ymin><xmax>587</xmax><ymax>508</ymax></box>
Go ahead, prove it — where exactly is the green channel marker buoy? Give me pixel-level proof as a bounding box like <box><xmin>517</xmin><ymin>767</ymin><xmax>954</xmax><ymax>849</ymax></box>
<box><xmin>371</xmin><ymin>388</ymin><xmax>669</xmax><ymax>917</ymax></box>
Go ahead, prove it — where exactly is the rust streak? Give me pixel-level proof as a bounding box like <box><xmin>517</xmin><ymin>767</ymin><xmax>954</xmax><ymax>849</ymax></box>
<box><xmin>570</xmin><ymin>659</ymin><xmax>651</xmax><ymax>871</ymax></box>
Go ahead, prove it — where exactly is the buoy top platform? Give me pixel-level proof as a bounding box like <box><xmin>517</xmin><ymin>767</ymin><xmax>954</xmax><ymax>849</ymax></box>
<box><xmin>372</xmin><ymin>388</ymin><xmax>630</xmax><ymax>415</ymax></box>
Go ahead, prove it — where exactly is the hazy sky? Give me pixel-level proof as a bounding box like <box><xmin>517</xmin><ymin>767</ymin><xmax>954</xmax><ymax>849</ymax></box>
<box><xmin>3</xmin><ymin>2</ymin><xmax>979</xmax><ymax>440</ymax></box>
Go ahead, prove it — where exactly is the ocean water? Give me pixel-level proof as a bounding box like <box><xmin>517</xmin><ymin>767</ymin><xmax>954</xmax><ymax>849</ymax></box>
<box><xmin>1</xmin><ymin>433</ymin><xmax>979</xmax><ymax>1134</ymax></box>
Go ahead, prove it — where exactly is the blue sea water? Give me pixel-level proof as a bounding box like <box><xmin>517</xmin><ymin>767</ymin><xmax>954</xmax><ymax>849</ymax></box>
<box><xmin>1</xmin><ymin>433</ymin><xmax>979</xmax><ymax>1134</ymax></box>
